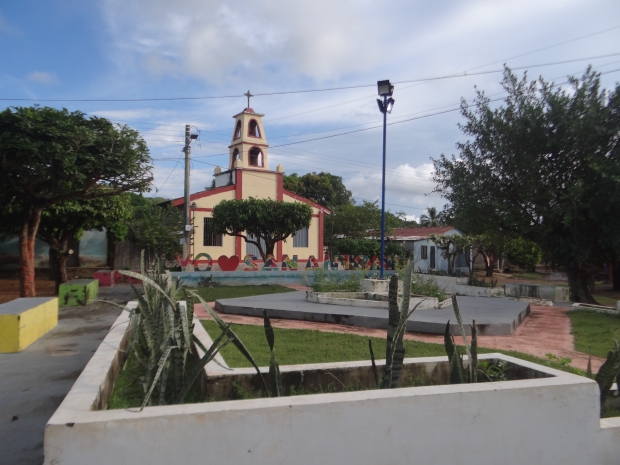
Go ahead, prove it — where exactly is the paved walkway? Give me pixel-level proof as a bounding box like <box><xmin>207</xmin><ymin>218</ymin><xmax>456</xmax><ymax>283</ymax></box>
<box><xmin>0</xmin><ymin>286</ymin><xmax>135</xmax><ymax>465</ymax></box>
<box><xmin>195</xmin><ymin>301</ymin><xmax>603</xmax><ymax>372</ymax></box>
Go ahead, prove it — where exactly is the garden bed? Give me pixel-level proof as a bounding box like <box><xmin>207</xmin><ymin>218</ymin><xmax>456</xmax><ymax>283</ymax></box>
<box><xmin>44</xmin><ymin>305</ymin><xmax>620</xmax><ymax>464</ymax></box>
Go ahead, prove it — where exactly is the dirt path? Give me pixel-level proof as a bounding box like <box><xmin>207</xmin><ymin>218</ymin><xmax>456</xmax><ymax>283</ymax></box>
<box><xmin>194</xmin><ymin>301</ymin><xmax>603</xmax><ymax>372</ymax></box>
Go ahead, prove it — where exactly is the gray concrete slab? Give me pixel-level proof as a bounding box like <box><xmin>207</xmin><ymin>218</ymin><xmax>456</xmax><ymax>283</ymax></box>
<box><xmin>0</xmin><ymin>285</ymin><xmax>139</xmax><ymax>465</ymax></box>
<box><xmin>215</xmin><ymin>292</ymin><xmax>530</xmax><ymax>337</ymax></box>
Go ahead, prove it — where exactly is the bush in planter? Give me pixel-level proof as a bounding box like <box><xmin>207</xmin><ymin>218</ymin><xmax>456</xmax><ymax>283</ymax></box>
<box><xmin>410</xmin><ymin>276</ymin><xmax>447</xmax><ymax>301</ymax></box>
<box><xmin>116</xmin><ymin>253</ymin><xmax>269</xmax><ymax>408</ymax></box>
<box><xmin>309</xmin><ymin>268</ymin><xmax>364</xmax><ymax>292</ymax></box>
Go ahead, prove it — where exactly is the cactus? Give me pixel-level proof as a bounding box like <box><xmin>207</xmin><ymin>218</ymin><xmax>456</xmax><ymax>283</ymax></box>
<box><xmin>443</xmin><ymin>295</ymin><xmax>478</xmax><ymax>383</ymax></box>
<box><xmin>369</xmin><ymin>259</ymin><xmax>423</xmax><ymax>389</ymax></box>
<box><xmin>595</xmin><ymin>340</ymin><xmax>620</xmax><ymax>408</ymax></box>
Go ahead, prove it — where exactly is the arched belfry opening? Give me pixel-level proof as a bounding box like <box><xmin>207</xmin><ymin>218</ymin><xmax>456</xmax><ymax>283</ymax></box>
<box><xmin>234</xmin><ymin>120</ymin><xmax>242</xmax><ymax>139</ymax></box>
<box><xmin>249</xmin><ymin>147</ymin><xmax>263</xmax><ymax>167</ymax></box>
<box><xmin>248</xmin><ymin>119</ymin><xmax>261</xmax><ymax>138</ymax></box>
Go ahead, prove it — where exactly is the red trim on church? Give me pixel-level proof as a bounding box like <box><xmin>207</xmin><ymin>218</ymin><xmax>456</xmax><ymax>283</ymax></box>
<box><xmin>318</xmin><ymin>211</ymin><xmax>324</xmax><ymax>259</ymax></box>
<box><xmin>170</xmin><ymin>184</ymin><xmax>235</xmax><ymax>207</ymax></box>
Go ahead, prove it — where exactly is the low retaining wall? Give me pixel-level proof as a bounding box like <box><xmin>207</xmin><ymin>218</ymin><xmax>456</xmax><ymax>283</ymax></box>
<box><xmin>171</xmin><ymin>270</ymin><xmax>398</xmax><ymax>287</ymax></box>
<box><xmin>44</xmin><ymin>323</ymin><xmax>620</xmax><ymax>465</ymax></box>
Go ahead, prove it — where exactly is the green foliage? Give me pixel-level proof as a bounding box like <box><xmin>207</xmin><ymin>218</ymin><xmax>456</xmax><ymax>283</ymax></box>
<box><xmin>211</xmin><ymin>197</ymin><xmax>312</xmax><ymax>261</ymax></box>
<box><xmin>310</xmin><ymin>268</ymin><xmax>363</xmax><ymax>292</ymax></box>
<box><xmin>283</xmin><ymin>172</ymin><xmax>352</xmax><ymax>209</ymax></box>
<box><xmin>411</xmin><ymin>276</ymin><xmax>447</xmax><ymax>301</ymax></box>
<box><xmin>478</xmin><ymin>360</ymin><xmax>510</xmax><ymax>382</ymax></box>
<box><xmin>420</xmin><ymin>207</ymin><xmax>445</xmax><ymax>227</ymax></box>
<box><xmin>0</xmin><ymin>106</ymin><xmax>152</xmax><ymax>295</ymax></box>
<box><xmin>369</xmin><ymin>260</ymin><xmax>420</xmax><ymax>389</ymax></box>
<box><xmin>117</xmin><ymin>254</ymin><xmax>233</xmax><ymax>408</ymax></box>
<box><xmin>444</xmin><ymin>296</ymin><xmax>478</xmax><ymax>383</ymax></box>
<box><xmin>594</xmin><ymin>340</ymin><xmax>620</xmax><ymax>408</ymax></box>
<box><xmin>433</xmin><ymin>67</ymin><xmax>620</xmax><ymax>303</ymax></box>
<box><xmin>324</xmin><ymin>200</ymin><xmax>402</xmax><ymax>248</ymax></box>
<box><xmin>385</xmin><ymin>242</ymin><xmax>413</xmax><ymax>260</ymax></box>
<box><xmin>126</xmin><ymin>194</ymin><xmax>183</xmax><ymax>258</ymax></box>
<box><xmin>331</xmin><ymin>238</ymin><xmax>380</xmax><ymax>257</ymax></box>
<box><xmin>263</xmin><ymin>310</ymin><xmax>283</xmax><ymax>397</ymax></box>
<box><xmin>505</xmin><ymin>236</ymin><xmax>542</xmax><ymax>272</ymax></box>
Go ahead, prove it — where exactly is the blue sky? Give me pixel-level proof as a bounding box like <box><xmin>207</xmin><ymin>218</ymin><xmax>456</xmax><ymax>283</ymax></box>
<box><xmin>2</xmin><ymin>0</ymin><xmax>620</xmax><ymax>221</ymax></box>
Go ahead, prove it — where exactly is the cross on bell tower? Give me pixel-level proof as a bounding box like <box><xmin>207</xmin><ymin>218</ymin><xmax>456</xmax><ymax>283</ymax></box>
<box><xmin>244</xmin><ymin>90</ymin><xmax>253</xmax><ymax>109</ymax></box>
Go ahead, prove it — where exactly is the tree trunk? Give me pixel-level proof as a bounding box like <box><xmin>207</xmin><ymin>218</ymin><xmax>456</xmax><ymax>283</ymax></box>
<box><xmin>49</xmin><ymin>239</ymin><xmax>70</xmax><ymax>294</ymax></box>
<box><xmin>19</xmin><ymin>208</ymin><xmax>43</xmax><ymax>297</ymax></box>
<box><xmin>566</xmin><ymin>266</ymin><xmax>598</xmax><ymax>304</ymax></box>
<box><xmin>484</xmin><ymin>251</ymin><xmax>495</xmax><ymax>277</ymax></box>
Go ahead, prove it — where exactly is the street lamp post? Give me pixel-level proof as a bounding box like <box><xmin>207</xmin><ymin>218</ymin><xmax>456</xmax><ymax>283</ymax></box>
<box><xmin>376</xmin><ymin>80</ymin><xmax>395</xmax><ymax>279</ymax></box>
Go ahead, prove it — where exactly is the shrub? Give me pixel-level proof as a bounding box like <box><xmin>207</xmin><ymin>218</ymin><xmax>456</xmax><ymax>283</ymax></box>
<box><xmin>411</xmin><ymin>276</ymin><xmax>447</xmax><ymax>301</ymax></box>
<box><xmin>310</xmin><ymin>268</ymin><xmax>363</xmax><ymax>292</ymax></box>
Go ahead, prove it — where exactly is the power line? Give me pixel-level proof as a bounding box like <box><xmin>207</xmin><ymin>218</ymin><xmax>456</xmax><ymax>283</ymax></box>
<box><xmin>3</xmin><ymin>52</ymin><xmax>619</xmax><ymax>103</ymax></box>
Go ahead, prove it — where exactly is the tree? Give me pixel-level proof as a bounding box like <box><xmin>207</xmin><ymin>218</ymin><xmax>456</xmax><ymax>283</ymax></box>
<box><xmin>211</xmin><ymin>198</ymin><xmax>313</xmax><ymax>261</ymax></box>
<box><xmin>38</xmin><ymin>194</ymin><xmax>132</xmax><ymax>291</ymax></box>
<box><xmin>432</xmin><ymin>67</ymin><xmax>620</xmax><ymax>303</ymax></box>
<box><xmin>125</xmin><ymin>194</ymin><xmax>183</xmax><ymax>259</ymax></box>
<box><xmin>505</xmin><ymin>236</ymin><xmax>542</xmax><ymax>273</ymax></box>
<box><xmin>420</xmin><ymin>207</ymin><xmax>444</xmax><ymax>227</ymax></box>
<box><xmin>0</xmin><ymin>106</ymin><xmax>152</xmax><ymax>296</ymax></box>
<box><xmin>283</xmin><ymin>172</ymin><xmax>352</xmax><ymax>209</ymax></box>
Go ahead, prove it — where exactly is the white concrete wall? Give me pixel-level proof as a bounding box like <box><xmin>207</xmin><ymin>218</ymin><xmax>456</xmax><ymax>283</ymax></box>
<box><xmin>45</xmin><ymin>315</ymin><xmax>620</xmax><ymax>465</ymax></box>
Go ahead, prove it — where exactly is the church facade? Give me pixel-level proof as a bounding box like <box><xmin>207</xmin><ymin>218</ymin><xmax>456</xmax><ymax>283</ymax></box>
<box><xmin>171</xmin><ymin>107</ymin><xmax>328</xmax><ymax>270</ymax></box>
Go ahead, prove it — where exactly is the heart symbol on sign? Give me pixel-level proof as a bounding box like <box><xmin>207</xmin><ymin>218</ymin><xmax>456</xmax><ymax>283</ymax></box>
<box><xmin>218</xmin><ymin>255</ymin><xmax>240</xmax><ymax>272</ymax></box>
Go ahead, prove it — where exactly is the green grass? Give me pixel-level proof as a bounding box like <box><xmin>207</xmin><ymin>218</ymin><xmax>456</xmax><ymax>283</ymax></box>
<box><xmin>182</xmin><ymin>284</ymin><xmax>295</xmax><ymax>303</ymax></box>
<box><xmin>592</xmin><ymin>294</ymin><xmax>619</xmax><ymax>307</ymax></box>
<box><xmin>568</xmin><ymin>309</ymin><xmax>620</xmax><ymax>358</ymax></box>
<box><xmin>202</xmin><ymin>321</ymin><xmax>584</xmax><ymax>376</ymax></box>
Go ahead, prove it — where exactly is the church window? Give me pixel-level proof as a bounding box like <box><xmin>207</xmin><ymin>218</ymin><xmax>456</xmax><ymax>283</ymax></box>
<box><xmin>293</xmin><ymin>227</ymin><xmax>309</xmax><ymax>248</ymax></box>
<box><xmin>232</xmin><ymin>148</ymin><xmax>240</xmax><ymax>165</ymax></box>
<box><xmin>248</xmin><ymin>119</ymin><xmax>261</xmax><ymax>138</ymax></box>
<box><xmin>203</xmin><ymin>218</ymin><xmax>223</xmax><ymax>247</ymax></box>
<box><xmin>234</xmin><ymin>120</ymin><xmax>242</xmax><ymax>139</ymax></box>
<box><xmin>249</xmin><ymin>147</ymin><xmax>263</xmax><ymax>167</ymax></box>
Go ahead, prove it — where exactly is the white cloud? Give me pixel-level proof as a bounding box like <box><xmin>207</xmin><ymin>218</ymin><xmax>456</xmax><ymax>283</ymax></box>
<box><xmin>26</xmin><ymin>71</ymin><xmax>58</xmax><ymax>85</ymax></box>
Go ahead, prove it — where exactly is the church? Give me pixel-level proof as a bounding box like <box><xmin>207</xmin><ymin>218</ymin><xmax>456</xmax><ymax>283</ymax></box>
<box><xmin>170</xmin><ymin>105</ymin><xmax>329</xmax><ymax>270</ymax></box>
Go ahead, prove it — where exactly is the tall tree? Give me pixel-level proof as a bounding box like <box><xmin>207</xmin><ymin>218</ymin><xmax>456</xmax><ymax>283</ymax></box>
<box><xmin>126</xmin><ymin>194</ymin><xmax>183</xmax><ymax>259</ymax></box>
<box><xmin>211</xmin><ymin>197</ymin><xmax>313</xmax><ymax>261</ymax></box>
<box><xmin>283</xmin><ymin>172</ymin><xmax>352</xmax><ymax>209</ymax></box>
<box><xmin>419</xmin><ymin>207</ymin><xmax>443</xmax><ymax>227</ymax></box>
<box><xmin>433</xmin><ymin>67</ymin><xmax>620</xmax><ymax>303</ymax></box>
<box><xmin>0</xmin><ymin>106</ymin><xmax>152</xmax><ymax>296</ymax></box>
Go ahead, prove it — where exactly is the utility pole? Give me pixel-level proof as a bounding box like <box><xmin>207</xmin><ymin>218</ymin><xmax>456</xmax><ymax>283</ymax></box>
<box><xmin>183</xmin><ymin>124</ymin><xmax>191</xmax><ymax>259</ymax></box>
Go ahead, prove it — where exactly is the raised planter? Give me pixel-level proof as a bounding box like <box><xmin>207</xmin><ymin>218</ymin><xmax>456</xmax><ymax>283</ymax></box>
<box><xmin>44</xmin><ymin>309</ymin><xmax>620</xmax><ymax>464</ymax></box>
<box><xmin>306</xmin><ymin>290</ymin><xmax>451</xmax><ymax>310</ymax></box>
<box><xmin>58</xmin><ymin>279</ymin><xmax>99</xmax><ymax>306</ymax></box>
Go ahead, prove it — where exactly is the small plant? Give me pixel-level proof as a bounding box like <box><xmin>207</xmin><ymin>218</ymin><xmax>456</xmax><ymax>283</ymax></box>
<box><xmin>263</xmin><ymin>310</ymin><xmax>283</xmax><ymax>397</ymax></box>
<box><xmin>310</xmin><ymin>267</ymin><xmax>363</xmax><ymax>292</ymax></box>
<box><xmin>114</xmin><ymin>253</ymin><xmax>237</xmax><ymax>409</ymax></box>
<box><xmin>468</xmin><ymin>274</ymin><xmax>498</xmax><ymax>288</ymax></box>
<box><xmin>368</xmin><ymin>260</ymin><xmax>423</xmax><ymax>389</ymax></box>
<box><xmin>545</xmin><ymin>353</ymin><xmax>572</xmax><ymax>367</ymax></box>
<box><xmin>410</xmin><ymin>276</ymin><xmax>447</xmax><ymax>301</ymax></box>
<box><xmin>444</xmin><ymin>295</ymin><xmax>478</xmax><ymax>384</ymax></box>
<box><xmin>594</xmin><ymin>340</ymin><xmax>620</xmax><ymax>409</ymax></box>
<box><xmin>478</xmin><ymin>360</ymin><xmax>510</xmax><ymax>382</ymax></box>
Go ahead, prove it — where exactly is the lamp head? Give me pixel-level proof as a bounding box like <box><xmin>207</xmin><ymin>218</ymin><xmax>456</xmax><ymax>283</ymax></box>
<box><xmin>385</xmin><ymin>98</ymin><xmax>395</xmax><ymax>114</ymax></box>
<box><xmin>377</xmin><ymin>79</ymin><xmax>394</xmax><ymax>97</ymax></box>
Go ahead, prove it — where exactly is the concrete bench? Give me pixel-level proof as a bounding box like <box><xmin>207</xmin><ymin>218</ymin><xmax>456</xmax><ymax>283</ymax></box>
<box><xmin>113</xmin><ymin>270</ymin><xmax>142</xmax><ymax>285</ymax></box>
<box><xmin>93</xmin><ymin>270</ymin><xmax>116</xmax><ymax>287</ymax></box>
<box><xmin>59</xmin><ymin>279</ymin><xmax>99</xmax><ymax>307</ymax></box>
<box><xmin>0</xmin><ymin>297</ymin><xmax>58</xmax><ymax>352</ymax></box>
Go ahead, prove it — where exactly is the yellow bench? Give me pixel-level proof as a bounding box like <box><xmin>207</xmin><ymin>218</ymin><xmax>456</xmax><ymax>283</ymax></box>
<box><xmin>0</xmin><ymin>297</ymin><xmax>58</xmax><ymax>353</ymax></box>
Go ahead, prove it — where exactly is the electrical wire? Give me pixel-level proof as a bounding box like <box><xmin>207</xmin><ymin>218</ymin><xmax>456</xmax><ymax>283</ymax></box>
<box><xmin>3</xmin><ymin>52</ymin><xmax>619</xmax><ymax>102</ymax></box>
